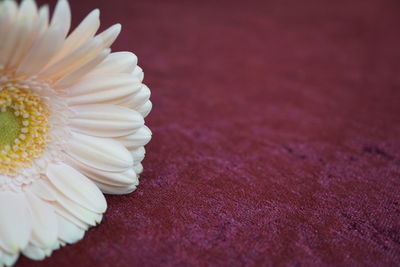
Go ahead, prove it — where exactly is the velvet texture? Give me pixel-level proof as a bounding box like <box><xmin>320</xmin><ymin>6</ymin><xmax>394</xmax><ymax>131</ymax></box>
<box><xmin>19</xmin><ymin>0</ymin><xmax>400</xmax><ymax>266</ymax></box>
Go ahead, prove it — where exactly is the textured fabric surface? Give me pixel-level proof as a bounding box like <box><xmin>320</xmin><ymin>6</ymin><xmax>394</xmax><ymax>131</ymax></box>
<box><xmin>19</xmin><ymin>0</ymin><xmax>400</xmax><ymax>266</ymax></box>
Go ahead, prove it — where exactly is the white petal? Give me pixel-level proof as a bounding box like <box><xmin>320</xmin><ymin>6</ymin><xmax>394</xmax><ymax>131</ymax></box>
<box><xmin>88</xmin><ymin>168</ymin><xmax>138</xmax><ymax>188</ymax></box>
<box><xmin>92</xmin><ymin>23</ymin><xmax>121</xmax><ymax>50</ymax></box>
<box><xmin>54</xmin><ymin>48</ymin><xmax>110</xmax><ymax>88</ymax></box>
<box><xmin>67</xmin><ymin>74</ymin><xmax>142</xmax><ymax>106</ymax></box>
<box><xmin>133</xmin><ymin>163</ymin><xmax>144</xmax><ymax>175</ymax></box>
<box><xmin>115</xmin><ymin>126</ymin><xmax>152</xmax><ymax>148</ymax></box>
<box><xmin>53</xmin><ymin>204</ymin><xmax>88</xmax><ymax>230</ymax></box>
<box><xmin>52</xmin><ymin>192</ymin><xmax>101</xmax><ymax>226</ymax></box>
<box><xmin>7</xmin><ymin>0</ymin><xmax>38</xmax><ymax>68</ymax></box>
<box><xmin>50</xmin><ymin>0</ymin><xmax>70</xmax><ymax>39</ymax></box>
<box><xmin>67</xmin><ymin>155</ymin><xmax>138</xmax><ymax>187</ymax></box>
<box><xmin>39</xmin><ymin>24</ymin><xmax>121</xmax><ymax>80</ymax></box>
<box><xmin>22</xmin><ymin>243</ymin><xmax>49</xmax><ymax>261</ymax></box>
<box><xmin>49</xmin><ymin>9</ymin><xmax>100</xmax><ymax>64</ymax></box>
<box><xmin>69</xmin><ymin>104</ymin><xmax>144</xmax><ymax>137</ymax></box>
<box><xmin>95</xmin><ymin>182</ymin><xmax>137</xmax><ymax>195</ymax></box>
<box><xmin>67</xmin><ymin>132</ymin><xmax>133</xmax><ymax>172</ymax></box>
<box><xmin>56</xmin><ymin>216</ymin><xmax>84</xmax><ymax>244</ymax></box>
<box><xmin>18</xmin><ymin>0</ymin><xmax>37</xmax><ymax>17</ymax></box>
<box><xmin>29</xmin><ymin>179</ymin><xmax>57</xmax><ymax>201</ymax></box>
<box><xmin>17</xmin><ymin>23</ymin><xmax>66</xmax><ymax>76</ymax></box>
<box><xmin>132</xmin><ymin>65</ymin><xmax>144</xmax><ymax>82</ymax></box>
<box><xmin>0</xmin><ymin>13</ymin><xmax>32</xmax><ymax>67</ymax></box>
<box><xmin>0</xmin><ymin>192</ymin><xmax>31</xmax><ymax>253</ymax></box>
<box><xmin>123</xmin><ymin>84</ymin><xmax>151</xmax><ymax>109</ymax></box>
<box><xmin>25</xmin><ymin>192</ymin><xmax>58</xmax><ymax>248</ymax></box>
<box><xmin>88</xmin><ymin>51</ymin><xmax>138</xmax><ymax>76</ymax></box>
<box><xmin>130</xmin><ymin>147</ymin><xmax>146</xmax><ymax>165</ymax></box>
<box><xmin>0</xmin><ymin>0</ymin><xmax>17</xmax><ymax>26</ymax></box>
<box><xmin>0</xmin><ymin>2</ymin><xmax>17</xmax><ymax>65</ymax></box>
<box><xmin>0</xmin><ymin>248</ymin><xmax>18</xmax><ymax>267</ymax></box>
<box><xmin>47</xmin><ymin>163</ymin><xmax>107</xmax><ymax>213</ymax></box>
<box><xmin>136</xmin><ymin>100</ymin><xmax>152</xmax><ymax>118</ymax></box>
<box><xmin>36</xmin><ymin>5</ymin><xmax>49</xmax><ymax>35</ymax></box>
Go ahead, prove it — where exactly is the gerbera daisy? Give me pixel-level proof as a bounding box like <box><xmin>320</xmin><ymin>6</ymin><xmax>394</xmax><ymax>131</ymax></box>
<box><xmin>0</xmin><ymin>0</ymin><xmax>152</xmax><ymax>265</ymax></box>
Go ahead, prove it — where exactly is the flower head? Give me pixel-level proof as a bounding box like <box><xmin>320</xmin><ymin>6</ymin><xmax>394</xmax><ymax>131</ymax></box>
<box><xmin>0</xmin><ymin>0</ymin><xmax>152</xmax><ymax>265</ymax></box>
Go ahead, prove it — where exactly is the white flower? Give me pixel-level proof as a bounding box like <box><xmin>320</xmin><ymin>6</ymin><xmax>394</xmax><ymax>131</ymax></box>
<box><xmin>0</xmin><ymin>0</ymin><xmax>152</xmax><ymax>265</ymax></box>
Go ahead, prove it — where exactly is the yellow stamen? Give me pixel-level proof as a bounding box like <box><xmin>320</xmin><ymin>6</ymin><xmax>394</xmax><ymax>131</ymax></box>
<box><xmin>0</xmin><ymin>84</ymin><xmax>50</xmax><ymax>174</ymax></box>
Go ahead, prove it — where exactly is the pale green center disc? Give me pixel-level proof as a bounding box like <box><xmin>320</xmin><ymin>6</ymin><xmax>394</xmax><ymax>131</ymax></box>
<box><xmin>0</xmin><ymin>109</ymin><xmax>20</xmax><ymax>149</ymax></box>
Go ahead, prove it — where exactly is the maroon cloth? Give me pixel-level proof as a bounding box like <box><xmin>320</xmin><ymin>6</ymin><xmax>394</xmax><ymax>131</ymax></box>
<box><xmin>20</xmin><ymin>0</ymin><xmax>400</xmax><ymax>266</ymax></box>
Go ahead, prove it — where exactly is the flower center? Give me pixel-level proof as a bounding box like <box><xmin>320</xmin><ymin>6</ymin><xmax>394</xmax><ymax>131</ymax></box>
<box><xmin>0</xmin><ymin>109</ymin><xmax>21</xmax><ymax>148</ymax></box>
<box><xmin>0</xmin><ymin>84</ymin><xmax>50</xmax><ymax>174</ymax></box>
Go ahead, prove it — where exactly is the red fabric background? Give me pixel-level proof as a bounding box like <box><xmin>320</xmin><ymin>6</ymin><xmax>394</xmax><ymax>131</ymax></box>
<box><xmin>19</xmin><ymin>0</ymin><xmax>400</xmax><ymax>266</ymax></box>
